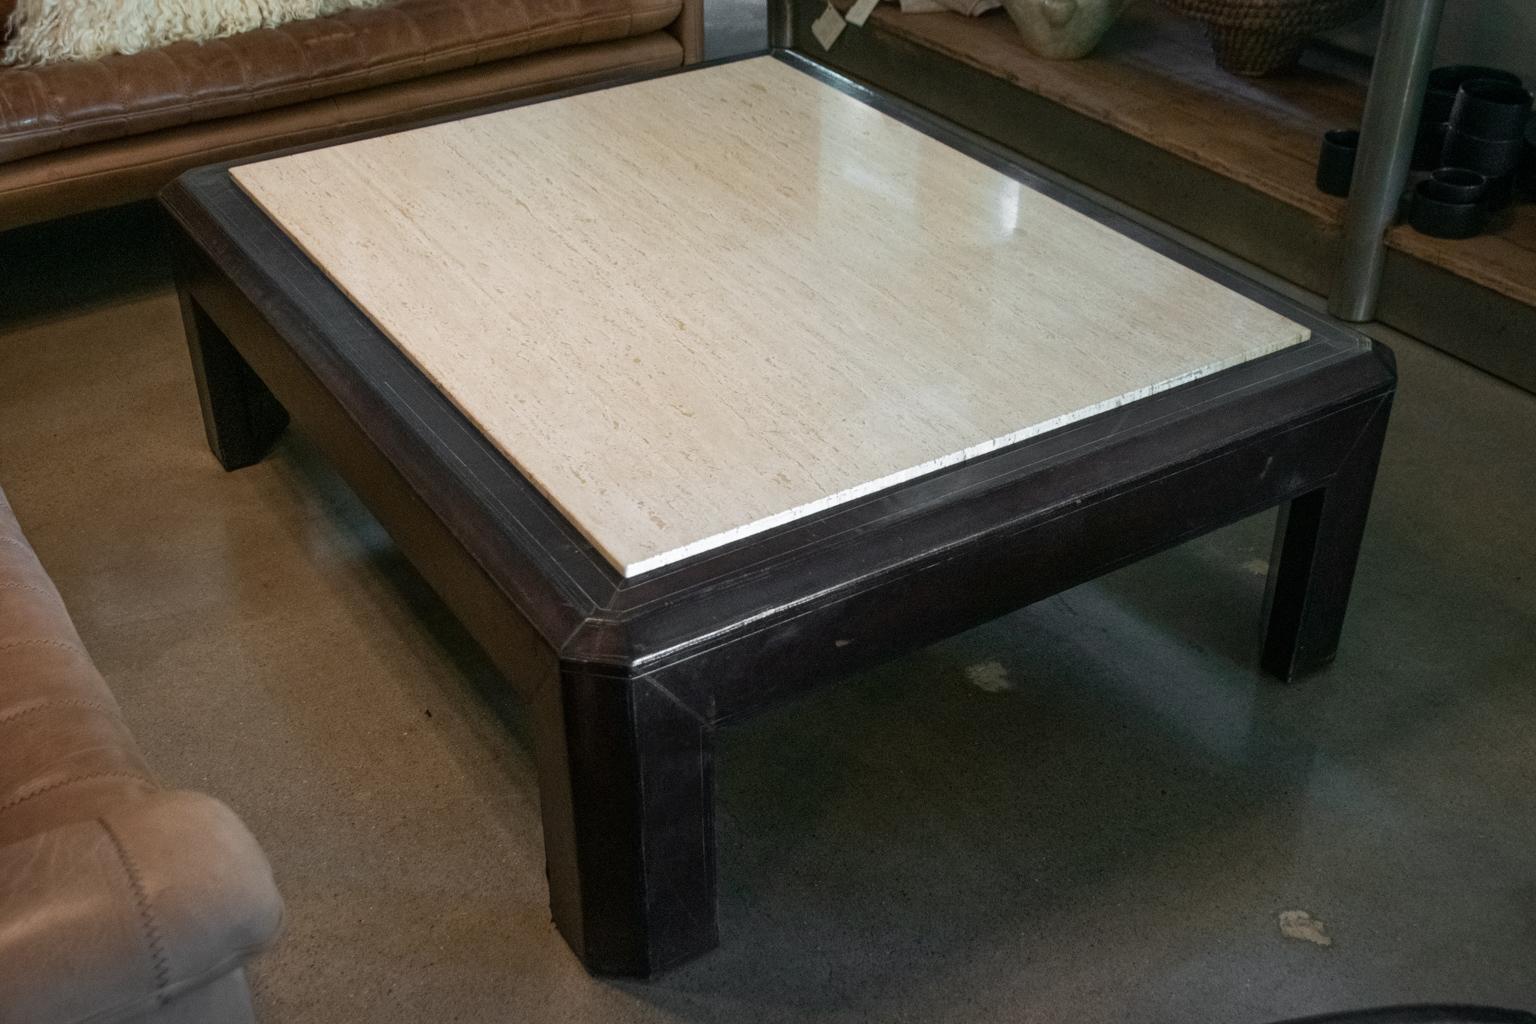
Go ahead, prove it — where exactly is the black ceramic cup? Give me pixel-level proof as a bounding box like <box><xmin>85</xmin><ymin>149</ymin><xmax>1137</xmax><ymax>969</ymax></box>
<box><xmin>1442</xmin><ymin>126</ymin><xmax>1526</xmax><ymax>179</ymax></box>
<box><xmin>1316</xmin><ymin>129</ymin><xmax>1359</xmax><ymax>196</ymax></box>
<box><xmin>1425</xmin><ymin>65</ymin><xmax>1522</xmax><ymax>123</ymax></box>
<box><xmin>1522</xmin><ymin>121</ymin><xmax>1536</xmax><ymax>198</ymax></box>
<box><xmin>1451</xmin><ymin>78</ymin><xmax>1533</xmax><ymax>140</ymax></box>
<box><xmin>1410</xmin><ymin>183</ymin><xmax>1486</xmax><ymax>239</ymax></box>
<box><xmin>1413</xmin><ymin>121</ymin><xmax>1450</xmax><ymax>171</ymax></box>
<box><xmin>1428</xmin><ymin>167</ymin><xmax>1488</xmax><ymax>203</ymax></box>
<box><xmin>1482</xmin><ymin>173</ymin><xmax>1515</xmax><ymax>212</ymax></box>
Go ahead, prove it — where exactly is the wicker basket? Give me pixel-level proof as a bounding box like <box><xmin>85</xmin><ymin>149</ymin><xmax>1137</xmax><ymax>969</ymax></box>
<box><xmin>1160</xmin><ymin>0</ymin><xmax>1375</xmax><ymax>76</ymax></box>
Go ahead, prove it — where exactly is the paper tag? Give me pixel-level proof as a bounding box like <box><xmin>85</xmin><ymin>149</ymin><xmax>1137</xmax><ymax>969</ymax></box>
<box><xmin>810</xmin><ymin>3</ymin><xmax>847</xmax><ymax>49</ymax></box>
<box><xmin>845</xmin><ymin>0</ymin><xmax>879</xmax><ymax>26</ymax></box>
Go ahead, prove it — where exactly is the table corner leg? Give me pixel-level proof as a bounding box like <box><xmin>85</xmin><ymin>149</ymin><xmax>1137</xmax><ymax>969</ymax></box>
<box><xmin>1260</xmin><ymin>397</ymin><xmax>1393</xmax><ymax>681</ymax></box>
<box><xmin>178</xmin><ymin>287</ymin><xmax>288</xmax><ymax>471</ymax></box>
<box><xmin>534</xmin><ymin>663</ymin><xmax>718</xmax><ymax>978</ymax></box>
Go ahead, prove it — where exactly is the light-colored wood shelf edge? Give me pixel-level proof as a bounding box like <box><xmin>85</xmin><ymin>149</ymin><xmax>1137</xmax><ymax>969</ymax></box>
<box><xmin>835</xmin><ymin>0</ymin><xmax>1536</xmax><ymax>315</ymax></box>
<box><xmin>835</xmin><ymin>2</ymin><xmax>1359</xmax><ymax>222</ymax></box>
<box><xmin>1386</xmin><ymin>208</ymin><xmax>1536</xmax><ymax>311</ymax></box>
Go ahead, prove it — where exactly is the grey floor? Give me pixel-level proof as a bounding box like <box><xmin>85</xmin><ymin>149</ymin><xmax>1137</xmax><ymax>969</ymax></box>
<box><xmin>1</xmin><ymin>204</ymin><xmax>1534</xmax><ymax>1024</ymax></box>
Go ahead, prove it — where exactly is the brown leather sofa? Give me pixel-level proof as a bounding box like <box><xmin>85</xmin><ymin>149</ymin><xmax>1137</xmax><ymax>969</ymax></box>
<box><xmin>0</xmin><ymin>483</ymin><xmax>283</xmax><ymax>1024</ymax></box>
<box><xmin>0</xmin><ymin>0</ymin><xmax>703</xmax><ymax>230</ymax></box>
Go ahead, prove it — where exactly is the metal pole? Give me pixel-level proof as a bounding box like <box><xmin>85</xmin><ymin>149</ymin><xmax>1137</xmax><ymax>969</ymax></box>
<box><xmin>1328</xmin><ymin>0</ymin><xmax>1445</xmax><ymax>322</ymax></box>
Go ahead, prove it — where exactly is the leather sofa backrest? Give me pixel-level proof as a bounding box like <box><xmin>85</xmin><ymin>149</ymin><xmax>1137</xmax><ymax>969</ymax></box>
<box><xmin>0</xmin><ymin>0</ymin><xmax>681</xmax><ymax>167</ymax></box>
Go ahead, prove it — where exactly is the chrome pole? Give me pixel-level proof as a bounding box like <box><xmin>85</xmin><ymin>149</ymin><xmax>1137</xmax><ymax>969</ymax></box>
<box><xmin>1328</xmin><ymin>0</ymin><xmax>1445</xmax><ymax>322</ymax></box>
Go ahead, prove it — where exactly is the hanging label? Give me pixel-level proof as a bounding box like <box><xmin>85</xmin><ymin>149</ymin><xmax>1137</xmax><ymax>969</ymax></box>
<box><xmin>846</xmin><ymin>0</ymin><xmax>879</xmax><ymax>26</ymax></box>
<box><xmin>810</xmin><ymin>3</ymin><xmax>847</xmax><ymax>49</ymax></box>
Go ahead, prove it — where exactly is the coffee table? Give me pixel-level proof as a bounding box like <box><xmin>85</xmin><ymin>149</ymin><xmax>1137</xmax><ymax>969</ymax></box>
<box><xmin>161</xmin><ymin>52</ymin><xmax>1395</xmax><ymax>978</ymax></box>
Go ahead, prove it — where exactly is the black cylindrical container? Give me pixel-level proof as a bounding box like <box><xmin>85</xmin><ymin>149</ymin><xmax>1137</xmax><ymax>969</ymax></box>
<box><xmin>1482</xmin><ymin>173</ymin><xmax>1515</xmax><ymax>212</ymax></box>
<box><xmin>1413</xmin><ymin>122</ymin><xmax>1450</xmax><ymax>171</ymax></box>
<box><xmin>1521</xmin><ymin>121</ymin><xmax>1536</xmax><ymax>198</ymax></box>
<box><xmin>1410</xmin><ymin>181</ymin><xmax>1486</xmax><ymax>239</ymax></box>
<box><xmin>1429</xmin><ymin>167</ymin><xmax>1488</xmax><ymax>203</ymax></box>
<box><xmin>1316</xmin><ymin>129</ymin><xmax>1359</xmax><ymax>196</ymax></box>
<box><xmin>1442</xmin><ymin>126</ymin><xmax>1526</xmax><ymax>178</ymax></box>
<box><xmin>1451</xmin><ymin>79</ymin><xmax>1533</xmax><ymax>140</ymax></box>
<box><xmin>1425</xmin><ymin>65</ymin><xmax>1522</xmax><ymax>122</ymax></box>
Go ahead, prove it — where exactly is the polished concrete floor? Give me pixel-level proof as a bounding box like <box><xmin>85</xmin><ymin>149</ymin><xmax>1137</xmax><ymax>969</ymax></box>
<box><xmin>2</xmin><ymin>205</ymin><xmax>1534</xmax><ymax>1024</ymax></box>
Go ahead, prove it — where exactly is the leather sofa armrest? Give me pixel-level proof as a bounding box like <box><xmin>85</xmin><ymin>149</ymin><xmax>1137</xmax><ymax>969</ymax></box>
<box><xmin>669</xmin><ymin>0</ymin><xmax>705</xmax><ymax>63</ymax></box>
<box><xmin>0</xmin><ymin>790</ymin><xmax>283</xmax><ymax>1024</ymax></box>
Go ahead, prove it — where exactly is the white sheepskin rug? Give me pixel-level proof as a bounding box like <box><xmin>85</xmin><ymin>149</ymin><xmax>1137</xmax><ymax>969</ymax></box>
<box><xmin>3</xmin><ymin>0</ymin><xmax>390</xmax><ymax>66</ymax></box>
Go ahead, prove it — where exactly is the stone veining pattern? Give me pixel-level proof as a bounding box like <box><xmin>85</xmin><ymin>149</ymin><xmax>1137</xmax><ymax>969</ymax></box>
<box><xmin>232</xmin><ymin>57</ymin><xmax>1309</xmax><ymax>577</ymax></box>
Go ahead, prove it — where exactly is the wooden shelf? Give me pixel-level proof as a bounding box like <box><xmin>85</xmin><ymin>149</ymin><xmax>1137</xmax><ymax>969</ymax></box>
<box><xmin>845</xmin><ymin>2</ymin><xmax>1365</xmax><ymax>223</ymax></box>
<box><xmin>1387</xmin><ymin>208</ymin><xmax>1536</xmax><ymax>311</ymax></box>
<box><xmin>811</xmin><ymin>0</ymin><xmax>1536</xmax><ymax>389</ymax></box>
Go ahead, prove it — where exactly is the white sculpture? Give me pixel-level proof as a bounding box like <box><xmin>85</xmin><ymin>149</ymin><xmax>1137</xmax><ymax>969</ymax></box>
<box><xmin>1000</xmin><ymin>0</ymin><xmax>1131</xmax><ymax>59</ymax></box>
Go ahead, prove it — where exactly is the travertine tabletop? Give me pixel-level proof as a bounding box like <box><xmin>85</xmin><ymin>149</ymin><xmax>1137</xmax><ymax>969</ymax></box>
<box><xmin>232</xmin><ymin>57</ymin><xmax>1308</xmax><ymax>577</ymax></box>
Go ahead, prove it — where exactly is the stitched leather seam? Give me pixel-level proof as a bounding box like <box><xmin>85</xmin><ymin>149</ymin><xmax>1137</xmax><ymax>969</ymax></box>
<box><xmin>0</xmin><ymin>636</ymin><xmax>88</xmax><ymax>657</ymax></box>
<box><xmin>0</xmin><ymin>696</ymin><xmax>108</xmax><ymax>727</ymax></box>
<box><xmin>0</xmin><ymin>769</ymin><xmax>152</xmax><ymax>816</ymax></box>
<box><xmin>0</xmin><ymin>580</ymin><xmax>52</xmax><ymax>595</ymax></box>
<box><xmin>0</xmin><ymin>43</ymin><xmax>681</xmax><ymax>190</ymax></box>
<box><xmin>100</xmin><ymin>817</ymin><xmax>173</xmax><ymax>1001</ymax></box>
<box><xmin>0</xmin><ymin>6</ymin><xmax>679</xmax><ymax>150</ymax></box>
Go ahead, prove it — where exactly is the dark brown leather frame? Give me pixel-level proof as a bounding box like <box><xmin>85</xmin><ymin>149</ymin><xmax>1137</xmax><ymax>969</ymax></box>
<box><xmin>162</xmin><ymin>53</ymin><xmax>1396</xmax><ymax>976</ymax></box>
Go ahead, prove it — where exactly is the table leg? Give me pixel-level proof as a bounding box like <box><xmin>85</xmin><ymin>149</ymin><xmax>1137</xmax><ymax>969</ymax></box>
<box><xmin>179</xmin><ymin>291</ymin><xmax>288</xmax><ymax>470</ymax></box>
<box><xmin>533</xmin><ymin>667</ymin><xmax>718</xmax><ymax>977</ymax></box>
<box><xmin>1260</xmin><ymin>400</ymin><xmax>1392</xmax><ymax>680</ymax></box>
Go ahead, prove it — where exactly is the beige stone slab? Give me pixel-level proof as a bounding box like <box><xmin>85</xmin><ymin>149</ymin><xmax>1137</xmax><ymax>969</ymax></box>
<box><xmin>231</xmin><ymin>56</ymin><xmax>1309</xmax><ymax>578</ymax></box>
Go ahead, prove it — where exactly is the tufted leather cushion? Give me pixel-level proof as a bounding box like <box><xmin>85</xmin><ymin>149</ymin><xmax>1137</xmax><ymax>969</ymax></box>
<box><xmin>0</xmin><ymin>484</ymin><xmax>282</xmax><ymax>1024</ymax></box>
<box><xmin>0</xmin><ymin>33</ymin><xmax>681</xmax><ymax>230</ymax></box>
<box><xmin>0</xmin><ymin>491</ymin><xmax>156</xmax><ymax>846</ymax></box>
<box><xmin>0</xmin><ymin>0</ymin><xmax>682</xmax><ymax>165</ymax></box>
<box><xmin>0</xmin><ymin>792</ymin><xmax>283</xmax><ymax>1024</ymax></box>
